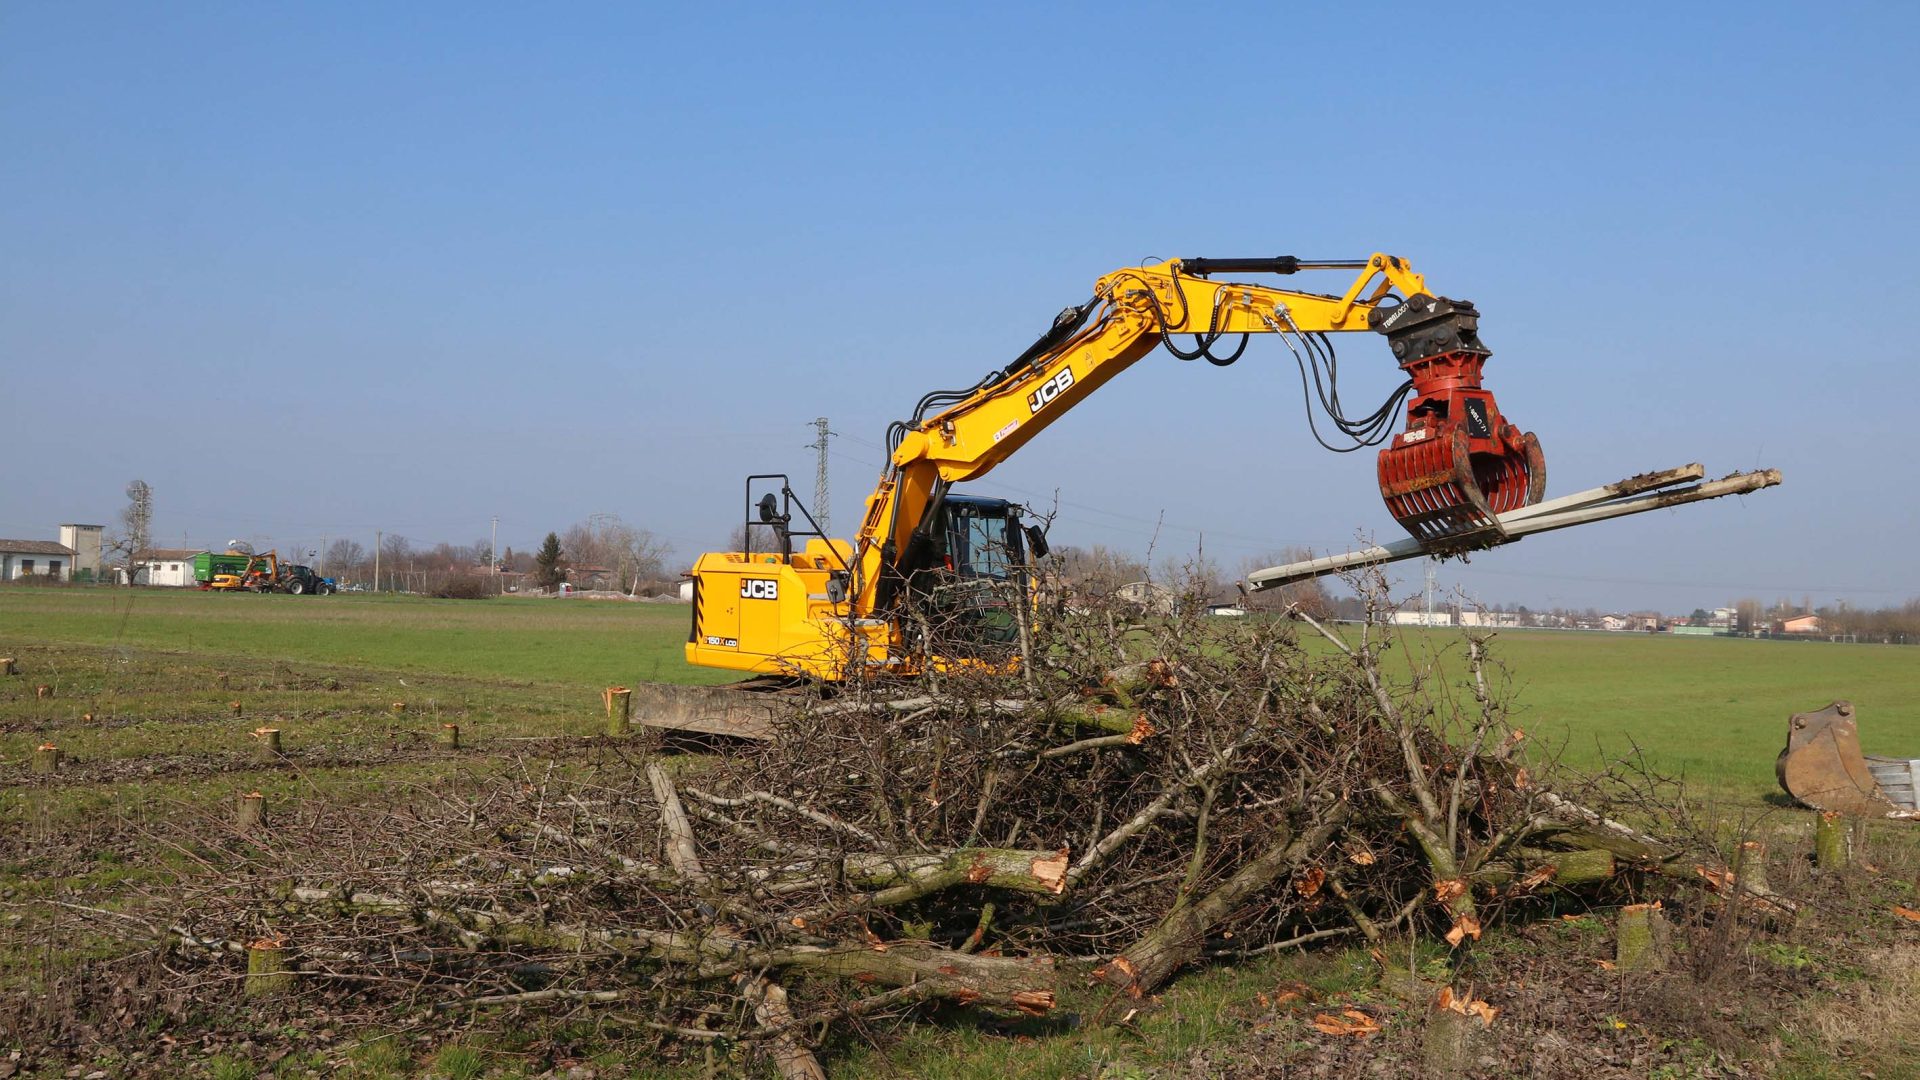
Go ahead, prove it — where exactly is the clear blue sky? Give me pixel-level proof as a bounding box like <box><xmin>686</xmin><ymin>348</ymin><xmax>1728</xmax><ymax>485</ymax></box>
<box><xmin>4</xmin><ymin>3</ymin><xmax>1915</xmax><ymax>611</ymax></box>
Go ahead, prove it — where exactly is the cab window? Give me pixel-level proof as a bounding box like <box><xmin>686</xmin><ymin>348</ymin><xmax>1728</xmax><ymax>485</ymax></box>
<box><xmin>947</xmin><ymin>507</ymin><xmax>1017</xmax><ymax>580</ymax></box>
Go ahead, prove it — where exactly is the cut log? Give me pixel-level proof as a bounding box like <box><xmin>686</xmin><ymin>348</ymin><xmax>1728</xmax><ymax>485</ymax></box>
<box><xmin>783</xmin><ymin>848</ymin><xmax>1070</xmax><ymax>924</ymax></box>
<box><xmin>1475</xmin><ymin>848</ymin><xmax>1616</xmax><ymax>891</ymax></box>
<box><xmin>1246</xmin><ymin>466</ymin><xmax>1782</xmax><ymax>590</ymax></box>
<box><xmin>770</xmin><ymin>942</ymin><xmax>1054</xmax><ymax>1014</ymax></box>
<box><xmin>737</xmin><ymin>975</ymin><xmax>826</xmax><ymax>1080</ymax></box>
<box><xmin>646</xmin><ymin>763</ymin><xmax>710</xmax><ymax>885</ymax></box>
<box><xmin>1096</xmin><ymin>807</ymin><xmax>1348</xmax><ymax>998</ymax></box>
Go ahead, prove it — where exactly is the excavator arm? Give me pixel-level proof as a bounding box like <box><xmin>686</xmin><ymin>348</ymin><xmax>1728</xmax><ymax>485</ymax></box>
<box><xmin>849</xmin><ymin>254</ymin><xmax>1543</xmax><ymax>618</ymax></box>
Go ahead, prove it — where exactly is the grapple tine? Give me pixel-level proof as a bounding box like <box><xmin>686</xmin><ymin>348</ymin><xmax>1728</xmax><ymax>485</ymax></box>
<box><xmin>1370</xmin><ymin>295</ymin><xmax>1543</xmax><ymax>548</ymax></box>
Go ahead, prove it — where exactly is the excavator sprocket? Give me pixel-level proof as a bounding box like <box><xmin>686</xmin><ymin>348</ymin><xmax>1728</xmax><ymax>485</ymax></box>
<box><xmin>1776</xmin><ymin>700</ymin><xmax>1899</xmax><ymax>816</ymax></box>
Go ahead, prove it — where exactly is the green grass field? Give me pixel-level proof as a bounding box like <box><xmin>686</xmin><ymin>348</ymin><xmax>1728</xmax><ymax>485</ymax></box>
<box><xmin>0</xmin><ymin>587</ymin><xmax>735</xmax><ymax>688</ymax></box>
<box><xmin>5</xmin><ymin>585</ymin><xmax>1918</xmax><ymax>1078</ymax></box>
<box><xmin>1379</xmin><ymin>625</ymin><xmax>1920</xmax><ymax>802</ymax></box>
<box><xmin>8</xmin><ymin>587</ymin><xmax>1912</xmax><ymax>803</ymax></box>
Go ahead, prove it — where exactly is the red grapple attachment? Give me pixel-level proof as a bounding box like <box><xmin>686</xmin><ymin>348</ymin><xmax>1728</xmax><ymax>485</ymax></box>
<box><xmin>1371</xmin><ymin>295</ymin><xmax>1545</xmax><ymax>549</ymax></box>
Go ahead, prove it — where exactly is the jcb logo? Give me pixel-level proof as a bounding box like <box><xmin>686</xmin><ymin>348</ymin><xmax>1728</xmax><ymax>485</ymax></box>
<box><xmin>1026</xmin><ymin>368</ymin><xmax>1074</xmax><ymax>414</ymax></box>
<box><xmin>739</xmin><ymin>579</ymin><xmax>779</xmax><ymax>600</ymax></box>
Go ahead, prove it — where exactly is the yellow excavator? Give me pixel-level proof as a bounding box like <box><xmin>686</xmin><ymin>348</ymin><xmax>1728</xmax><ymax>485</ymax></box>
<box><xmin>656</xmin><ymin>254</ymin><xmax>1543</xmax><ymax>734</ymax></box>
<box><xmin>207</xmin><ymin>549</ymin><xmax>281</xmax><ymax>592</ymax></box>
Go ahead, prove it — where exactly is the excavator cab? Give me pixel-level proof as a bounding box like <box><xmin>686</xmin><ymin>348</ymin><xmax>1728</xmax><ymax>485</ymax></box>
<box><xmin>906</xmin><ymin>494</ymin><xmax>1037</xmax><ymax>657</ymax></box>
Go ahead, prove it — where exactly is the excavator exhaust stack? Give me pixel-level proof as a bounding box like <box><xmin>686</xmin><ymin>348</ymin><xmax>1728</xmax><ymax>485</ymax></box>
<box><xmin>1372</xmin><ymin>295</ymin><xmax>1545</xmax><ymax>548</ymax></box>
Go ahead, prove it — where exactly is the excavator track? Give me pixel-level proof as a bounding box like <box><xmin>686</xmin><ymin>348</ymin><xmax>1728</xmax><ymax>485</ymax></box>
<box><xmin>629</xmin><ymin>676</ymin><xmax>813</xmax><ymax>741</ymax></box>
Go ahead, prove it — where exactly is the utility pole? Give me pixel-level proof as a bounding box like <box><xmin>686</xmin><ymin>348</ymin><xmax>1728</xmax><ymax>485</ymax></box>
<box><xmin>491</xmin><ymin>516</ymin><xmax>499</xmax><ymax>594</ymax></box>
<box><xmin>808</xmin><ymin>417</ymin><xmax>834</xmax><ymax>534</ymax></box>
<box><xmin>375</xmin><ymin>530</ymin><xmax>382</xmax><ymax>593</ymax></box>
<box><xmin>1424</xmin><ymin>558</ymin><xmax>1437</xmax><ymax>626</ymax></box>
<box><xmin>319</xmin><ymin>534</ymin><xmax>327</xmax><ymax>575</ymax></box>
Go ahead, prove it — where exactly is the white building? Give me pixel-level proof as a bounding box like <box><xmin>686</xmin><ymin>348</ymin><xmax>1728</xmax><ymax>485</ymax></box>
<box><xmin>1391</xmin><ymin>611</ymin><xmax>1455</xmax><ymax>627</ymax></box>
<box><xmin>0</xmin><ymin>539</ymin><xmax>78</xmax><ymax>581</ymax></box>
<box><xmin>1458</xmin><ymin>610</ymin><xmax>1523</xmax><ymax>628</ymax></box>
<box><xmin>130</xmin><ymin>548</ymin><xmax>206</xmax><ymax>587</ymax></box>
<box><xmin>1115</xmin><ymin>580</ymin><xmax>1177</xmax><ymax>616</ymax></box>
<box><xmin>59</xmin><ymin>524</ymin><xmax>104</xmax><ymax>580</ymax></box>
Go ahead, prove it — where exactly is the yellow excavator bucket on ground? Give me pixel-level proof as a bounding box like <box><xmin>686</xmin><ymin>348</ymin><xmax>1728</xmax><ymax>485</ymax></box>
<box><xmin>1776</xmin><ymin>701</ymin><xmax>1917</xmax><ymax>818</ymax></box>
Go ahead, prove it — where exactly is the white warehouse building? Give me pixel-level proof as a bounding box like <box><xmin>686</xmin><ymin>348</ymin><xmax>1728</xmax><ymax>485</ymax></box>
<box><xmin>129</xmin><ymin>548</ymin><xmax>206</xmax><ymax>587</ymax></box>
<box><xmin>0</xmin><ymin>538</ymin><xmax>78</xmax><ymax>581</ymax></box>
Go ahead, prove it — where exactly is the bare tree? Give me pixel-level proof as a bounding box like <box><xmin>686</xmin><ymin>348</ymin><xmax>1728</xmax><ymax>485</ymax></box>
<box><xmin>561</xmin><ymin>515</ymin><xmax>673</xmax><ymax>591</ymax></box>
<box><xmin>1239</xmin><ymin>548</ymin><xmax>1333</xmax><ymax>617</ymax></box>
<box><xmin>378</xmin><ymin>535</ymin><xmax>414</xmax><ymax>588</ymax></box>
<box><xmin>324</xmin><ymin>539</ymin><xmax>367</xmax><ymax>580</ymax></box>
<box><xmin>1049</xmin><ymin>544</ymin><xmax>1148</xmax><ymax>599</ymax></box>
<box><xmin>103</xmin><ymin>480</ymin><xmax>154</xmax><ymax>585</ymax></box>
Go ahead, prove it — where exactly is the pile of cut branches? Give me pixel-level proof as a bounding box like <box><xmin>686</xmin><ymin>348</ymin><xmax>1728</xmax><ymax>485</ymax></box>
<box><xmin>75</xmin><ymin>573</ymin><xmax>1792</xmax><ymax>1076</ymax></box>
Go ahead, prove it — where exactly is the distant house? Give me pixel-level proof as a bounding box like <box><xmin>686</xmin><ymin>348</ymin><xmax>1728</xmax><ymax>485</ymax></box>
<box><xmin>0</xmin><ymin>538</ymin><xmax>77</xmax><ymax>581</ymax></box>
<box><xmin>129</xmin><ymin>548</ymin><xmax>207</xmax><ymax>587</ymax></box>
<box><xmin>1391</xmin><ymin>611</ymin><xmax>1454</xmax><ymax>627</ymax></box>
<box><xmin>1779</xmin><ymin>614</ymin><xmax>1823</xmax><ymax>635</ymax></box>
<box><xmin>565</xmin><ymin>565</ymin><xmax>617</xmax><ymax>591</ymax></box>
<box><xmin>1115</xmin><ymin>581</ymin><xmax>1176</xmax><ymax>616</ymax></box>
<box><xmin>467</xmin><ymin>565</ymin><xmax>526</xmax><ymax>592</ymax></box>
<box><xmin>1600</xmin><ymin>614</ymin><xmax>1632</xmax><ymax>632</ymax></box>
<box><xmin>1458</xmin><ymin>611</ymin><xmax>1522</xmax><ymax>628</ymax></box>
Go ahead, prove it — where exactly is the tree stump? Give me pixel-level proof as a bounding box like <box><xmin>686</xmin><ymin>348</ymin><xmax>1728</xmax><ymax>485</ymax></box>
<box><xmin>216</xmin><ymin>673</ymin><xmax>230</xmax><ymax>690</ymax></box>
<box><xmin>253</xmin><ymin>727</ymin><xmax>283</xmax><ymax>763</ymax></box>
<box><xmin>390</xmin><ymin>701</ymin><xmax>407</xmax><ymax>715</ymax></box>
<box><xmin>229</xmin><ymin>701</ymin><xmax>243</xmax><ymax>717</ymax></box>
<box><xmin>35</xmin><ymin>685</ymin><xmax>52</xmax><ymax>700</ymax></box>
<box><xmin>438</xmin><ymin>723</ymin><xmax>460</xmax><ymax>750</ymax></box>
<box><xmin>605</xmin><ymin>686</ymin><xmax>632</xmax><ymax>737</ymax></box>
<box><xmin>245</xmin><ymin>938</ymin><xmax>295</xmax><ymax>997</ymax></box>
<box><xmin>0</xmin><ymin>657</ymin><xmax>16</xmax><ymax>676</ymax></box>
<box><xmin>1425</xmin><ymin>987</ymin><xmax>1492</xmax><ymax>1074</ymax></box>
<box><xmin>236</xmin><ymin>791</ymin><xmax>267</xmax><ymax>831</ymax></box>
<box><xmin>33</xmin><ymin>744</ymin><xmax>62</xmax><ymax>774</ymax></box>
<box><xmin>1814</xmin><ymin>811</ymin><xmax>1851</xmax><ymax>871</ymax></box>
<box><xmin>1616</xmin><ymin>902</ymin><xmax>1669</xmax><ymax>971</ymax></box>
<box><xmin>1736</xmin><ymin>840</ymin><xmax>1769</xmax><ymax>893</ymax></box>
